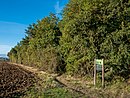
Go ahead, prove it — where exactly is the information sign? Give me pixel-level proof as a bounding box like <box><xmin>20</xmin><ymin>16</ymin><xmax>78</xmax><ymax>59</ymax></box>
<box><xmin>96</xmin><ymin>59</ymin><xmax>103</xmax><ymax>71</ymax></box>
<box><xmin>94</xmin><ymin>59</ymin><xmax>104</xmax><ymax>88</ymax></box>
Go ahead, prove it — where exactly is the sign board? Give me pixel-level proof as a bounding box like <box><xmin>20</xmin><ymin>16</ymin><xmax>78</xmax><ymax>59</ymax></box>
<box><xmin>96</xmin><ymin>59</ymin><xmax>103</xmax><ymax>71</ymax></box>
<box><xmin>94</xmin><ymin>59</ymin><xmax>104</xmax><ymax>88</ymax></box>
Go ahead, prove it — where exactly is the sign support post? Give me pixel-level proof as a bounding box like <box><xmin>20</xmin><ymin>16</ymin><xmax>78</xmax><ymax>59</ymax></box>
<box><xmin>102</xmin><ymin>59</ymin><xmax>104</xmax><ymax>88</ymax></box>
<box><xmin>94</xmin><ymin>59</ymin><xmax>96</xmax><ymax>86</ymax></box>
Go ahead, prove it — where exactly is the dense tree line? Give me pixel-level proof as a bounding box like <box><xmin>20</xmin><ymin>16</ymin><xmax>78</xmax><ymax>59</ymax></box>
<box><xmin>8</xmin><ymin>0</ymin><xmax>130</xmax><ymax>79</ymax></box>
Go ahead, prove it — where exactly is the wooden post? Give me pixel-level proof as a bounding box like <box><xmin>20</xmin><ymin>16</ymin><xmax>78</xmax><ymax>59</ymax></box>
<box><xmin>102</xmin><ymin>59</ymin><xmax>104</xmax><ymax>88</ymax></box>
<box><xmin>94</xmin><ymin>59</ymin><xmax>96</xmax><ymax>86</ymax></box>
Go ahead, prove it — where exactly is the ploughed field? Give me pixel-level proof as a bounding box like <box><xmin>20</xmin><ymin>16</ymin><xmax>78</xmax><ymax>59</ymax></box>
<box><xmin>0</xmin><ymin>62</ymin><xmax>35</xmax><ymax>97</ymax></box>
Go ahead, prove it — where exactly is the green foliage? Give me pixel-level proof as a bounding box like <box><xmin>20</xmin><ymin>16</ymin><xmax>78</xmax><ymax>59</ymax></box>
<box><xmin>59</xmin><ymin>0</ymin><xmax>130</xmax><ymax>77</ymax></box>
<box><xmin>43</xmin><ymin>88</ymin><xmax>72</xmax><ymax>98</ymax></box>
<box><xmin>101</xmin><ymin>27</ymin><xmax>130</xmax><ymax>78</ymax></box>
<box><xmin>8</xmin><ymin>0</ymin><xmax>130</xmax><ymax>79</ymax></box>
<box><xmin>8</xmin><ymin>13</ymin><xmax>63</xmax><ymax>73</ymax></box>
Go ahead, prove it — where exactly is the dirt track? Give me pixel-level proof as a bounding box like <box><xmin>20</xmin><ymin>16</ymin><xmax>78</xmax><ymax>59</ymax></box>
<box><xmin>0</xmin><ymin>62</ymin><xmax>35</xmax><ymax>98</ymax></box>
<box><xmin>8</xmin><ymin>62</ymin><xmax>94</xmax><ymax>96</ymax></box>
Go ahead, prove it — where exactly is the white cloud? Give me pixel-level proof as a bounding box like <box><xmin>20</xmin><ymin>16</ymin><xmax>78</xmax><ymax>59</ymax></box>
<box><xmin>0</xmin><ymin>21</ymin><xmax>27</xmax><ymax>34</ymax></box>
<box><xmin>0</xmin><ymin>21</ymin><xmax>27</xmax><ymax>54</ymax></box>
<box><xmin>0</xmin><ymin>45</ymin><xmax>12</xmax><ymax>54</ymax></box>
<box><xmin>54</xmin><ymin>1</ymin><xmax>64</xmax><ymax>17</ymax></box>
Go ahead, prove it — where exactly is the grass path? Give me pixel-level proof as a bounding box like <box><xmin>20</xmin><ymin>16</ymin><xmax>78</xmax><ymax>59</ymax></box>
<box><xmin>8</xmin><ymin>62</ymin><xmax>130</xmax><ymax>98</ymax></box>
<box><xmin>8</xmin><ymin>62</ymin><xmax>92</xmax><ymax>94</ymax></box>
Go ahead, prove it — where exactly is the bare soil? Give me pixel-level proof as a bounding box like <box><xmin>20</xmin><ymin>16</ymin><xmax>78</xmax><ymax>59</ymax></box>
<box><xmin>0</xmin><ymin>62</ymin><xmax>36</xmax><ymax>98</ymax></box>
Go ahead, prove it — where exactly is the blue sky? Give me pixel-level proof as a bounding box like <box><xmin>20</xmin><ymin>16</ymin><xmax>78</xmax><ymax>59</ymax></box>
<box><xmin>0</xmin><ymin>0</ymin><xmax>68</xmax><ymax>54</ymax></box>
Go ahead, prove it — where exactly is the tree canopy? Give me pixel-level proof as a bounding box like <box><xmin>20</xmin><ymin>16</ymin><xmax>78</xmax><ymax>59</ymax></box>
<box><xmin>8</xmin><ymin>0</ymin><xmax>130</xmax><ymax>79</ymax></box>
